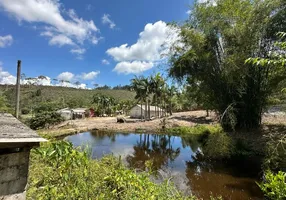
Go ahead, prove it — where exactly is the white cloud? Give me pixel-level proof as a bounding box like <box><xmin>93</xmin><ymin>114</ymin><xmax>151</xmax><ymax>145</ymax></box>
<box><xmin>70</xmin><ymin>47</ymin><xmax>86</xmax><ymax>60</ymax></box>
<box><xmin>186</xmin><ymin>10</ymin><xmax>192</xmax><ymax>15</ymax></box>
<box><xmin>0</xmin><ymin>64</ymin><xmax>16</xmax><ymax>84</ymax></box>
<box><xmin>197</xmin><ymin>0</ymin><xmax>217</xmax><ymax>6</ymax></box>
<box><xmin>23</xmin><ymin>76</ymin><xmax>51</xmax><ymax>86</ymax></box>
<box><xmin>70</xmin><ymin>48</ymin><xmax>86</xmax><ymax>55</ymax></box>
<box><xmin>107</xmin><ymin>21</ymin><xmax>180</xmax><ymax>74</ymax></box>
<box><xmin>0</xmin><ymin>0</ymin><xmax>99</xmax><ymax>56</ymax></box>
<box><xmin>86</xmin><ymin>4</ymin><xmax>94</xmax><ymax>11</ymax></box>
<box><xmin>49</xmin><ymin>34</ymin><xmax>74</xmax><ymax>46</ymax></box>
<box><xmin>102</xmin><ymin>14</ymin><xmax>116</xmax><ymax>29</ymax></box>
<box><xmin>107</xmin><ymin>21</ymin><xmax>178</xmax><ymax>62</ymax></box>
<box><xmin>80</xmin><ymin>71</ymin><xmax>100</xmax><ymax>80</ymax></box>
<box><xmin>57</xmin><ymin>72</ymin><xmax>74</xmax><ymax>81</ymax></box>
<box><xmin>0</xmin><ymin>35</ymin><xmax>13</xmax><ymax>48</ymax></box>
<box><xmin>102</xmin><ymin>59</ymin><xmax>110</xmax><ymax>65</ymax></box>
<box><xmin>113</xmin><ymin>61</ymin><xmax>153</xmax><ymax>75</ymax></box>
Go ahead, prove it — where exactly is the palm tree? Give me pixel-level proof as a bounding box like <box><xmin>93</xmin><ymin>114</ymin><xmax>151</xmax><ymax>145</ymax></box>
<box><xmin>131</xmin><ymin>76</ymin><xmax>147</xmax><ymax>121</ymax></box>
<box><xmin>167</xmin><ymin>85</ymin><xmax>177</xmax><ymax>116</ymax></box>
<box><xmin>150</xmin><ymin>73</ymin><xmax>165</xmax><ymax>118</ymax></box>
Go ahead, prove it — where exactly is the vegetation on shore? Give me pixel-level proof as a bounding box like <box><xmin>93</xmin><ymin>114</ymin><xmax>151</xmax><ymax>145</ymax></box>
<box><xmin>27</xmin><ymin>141</ymin><xmax>200</xmax><ymax>200</ymax></box>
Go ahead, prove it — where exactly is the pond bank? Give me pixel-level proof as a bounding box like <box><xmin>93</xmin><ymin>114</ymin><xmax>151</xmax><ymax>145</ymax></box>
<box><xmin>37</xmin><ymin>111</ymin><xmax>218</xmax><ymax>139</ymax></box>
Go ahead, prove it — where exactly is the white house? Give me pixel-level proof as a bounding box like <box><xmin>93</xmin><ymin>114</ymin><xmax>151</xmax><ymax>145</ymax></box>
<box><xmin>57</xmin><ymin>108</ymin><xmax>73</xmax><ymax>120</ymax></box>
<box><xmin>57</xmin><ymin>108</ymin><xmax>87</xmax><ymax>120</ymax></box>
<box><xmin>129</xmin><ymin>104</ymin><xmax>165</xmax><ymax>119</ymax></box>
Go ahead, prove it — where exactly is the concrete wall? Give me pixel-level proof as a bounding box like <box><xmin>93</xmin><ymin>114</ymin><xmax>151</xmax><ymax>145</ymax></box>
<box><xmin>130</xmin><ymin>106</ymin><xmax>143</xmax><ymax>119</ymax></box>
<box><xmin>0</xmin><ymin>150</ymin><xmax>30</xmax><ymax>199</ymax></box>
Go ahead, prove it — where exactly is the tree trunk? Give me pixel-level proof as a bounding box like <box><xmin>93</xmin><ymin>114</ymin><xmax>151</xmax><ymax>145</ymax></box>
<box><xmin>144</xmin><ymin>100</ymin><xmax>147</xmax><ymax>120</ymax></box>
<box><xmin>141</xmin><ymin>99</ymin><xmax>143</xmax><ymax>121</ymax></box>
<box><xmin>148</xmin><ymin>100</ymin><xmax>151</xmax><ymax>120</ymax></box>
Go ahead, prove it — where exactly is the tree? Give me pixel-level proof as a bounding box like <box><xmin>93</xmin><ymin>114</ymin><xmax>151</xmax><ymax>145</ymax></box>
<box><xmin>131</xmin><ymin>76</ymin><xmax>147</xmax><ymax>120</ymax></box>
<box><xmin>150</xmin><ymin>73</ymin><xmax>165</xmax><ymax>118</ymax></box>
<box><xmin>169</xmin><ymin>0</ymin><xmax>285</xmax><ymax>130</ymax></box>
<box><xmin>74</xmin><ymin>81</ymin><xmax>81</xmax><ymax>89</ymax></box>
<box><xmin>167</xmin><ymin>85</ymin><xmax>177</xmax><ymax>115</ymax></box>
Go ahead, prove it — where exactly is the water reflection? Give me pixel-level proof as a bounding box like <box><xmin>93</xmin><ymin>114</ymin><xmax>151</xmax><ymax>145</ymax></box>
<box><xmin>126</xmin><ymin>134</ymin><xmax>181</xmax><ymax>170</ymax></box>
<box><xmin>66</xmin><ymin>131</ymin><xmax>263</xmax><ymax>200</ymax></box>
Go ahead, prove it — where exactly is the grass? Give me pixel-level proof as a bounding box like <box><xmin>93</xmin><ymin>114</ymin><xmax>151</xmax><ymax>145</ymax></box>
<box><xmin>166</xmin><ymin>124</ymin><xmax>224</xmax><ymax>136</ymax></box>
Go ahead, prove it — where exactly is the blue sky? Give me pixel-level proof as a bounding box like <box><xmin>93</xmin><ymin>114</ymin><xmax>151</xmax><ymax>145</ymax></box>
<box><xmin>0</xmin><ymin>0</ymin><xmax>193</xmax><ymax>88</ymax></box>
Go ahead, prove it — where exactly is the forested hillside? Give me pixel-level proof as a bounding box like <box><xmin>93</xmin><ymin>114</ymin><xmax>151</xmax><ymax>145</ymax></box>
<box><xmin>0</xmin><ymin>85</ymin><xmax>136</xmax><ymax>112</ymax></box>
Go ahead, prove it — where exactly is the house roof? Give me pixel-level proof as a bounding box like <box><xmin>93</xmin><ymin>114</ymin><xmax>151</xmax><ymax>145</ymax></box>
<box><xmin>0</xmin><ymin>113</ymin><xmax>47</xmax><ymax>144</ymax></box>
<box><xmin>135</xmin><ymin>104</ymin><xmax>164</xmax><ymax>111</ymax></box>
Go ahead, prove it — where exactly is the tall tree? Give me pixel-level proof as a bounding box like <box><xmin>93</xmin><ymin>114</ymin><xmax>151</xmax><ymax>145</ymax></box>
<box><xmin>169</xmin><ymin>0</ymin><xmax>285</xmax><ymax>130</ymax></box>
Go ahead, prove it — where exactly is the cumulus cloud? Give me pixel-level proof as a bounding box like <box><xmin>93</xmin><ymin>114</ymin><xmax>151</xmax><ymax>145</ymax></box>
<box><xmin>0</xmin><ymin>62</ymin><xmax>16</xmax><ymax>84</ymax></box>
<box><xmin>23</xmin><ymin>76</ymin><xmax>51</xmax><ymax>86</ymax></box>
<box><xmin>107</xmin><ymin>21</ymin><xmax>179</xmax><ymax>74</ymax></box>
<box><xmin>80</xmin><ymin>71</ymin><xmax>100</xmax><ymax>80</ymax></box>
<box><xmin>0</xmin><ymin>35</ymin><xmax>13</xmax><ymax>48</ymax></box>
<box><xmin>113</xmin><ymin>61</ymin><xmax>154</xmax><ymax>75</ymax></box>
<box><xmin>102</xmin><ymin>59</ymin><xmax>110</xmax><ymax>65</ymax></box>
<box><xmin>57</xmin><ymin>72</ymin><xmax>74</xmax><ymax>81</ymax></box>
<box><xmin>0</xmin><ymin>0</ymin><xmax>99</xmax><ymax>57</ymax></box>
<box><xmin>102</xmin><ymin>14</ymin><xmax>116</xmax><ymax>29</ymax></box>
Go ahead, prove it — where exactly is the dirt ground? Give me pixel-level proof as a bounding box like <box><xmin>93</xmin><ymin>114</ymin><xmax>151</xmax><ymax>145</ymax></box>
<box><xmin>39</xmin><ymin>110</ymin><xmax>286</xmax><ymax>138</ymax></box>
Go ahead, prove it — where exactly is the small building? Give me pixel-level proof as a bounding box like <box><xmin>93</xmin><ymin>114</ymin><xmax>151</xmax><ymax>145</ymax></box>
<box><xmin>0</xmin><ymin>113</ymin><xmax>46</xmax><ymax>199</ymax></box>
<box><xmin>72</xmin><ymin>108</ymin><xmax>87</xmax><ymax>119</ymax></box>
<box><xmin>57</xmin><ymin>108</ymin><xmax>87</xmax><ymax>120</ymax></box>
<box><xmin>129</xmin><ymin>104</ymin><xmax>165</xmax><ymax>119</ymax></box>
<box><xmin>57</xmin><ymin>108</ymin><xmax>73</xmax><ymax>120</ymax></box>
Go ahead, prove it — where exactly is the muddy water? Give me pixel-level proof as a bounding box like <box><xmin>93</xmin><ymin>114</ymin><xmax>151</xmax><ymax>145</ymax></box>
<box><xmin>65</xmin><ymin>131</ymin><xmax>263</xmax><ymax>200</ymax></box>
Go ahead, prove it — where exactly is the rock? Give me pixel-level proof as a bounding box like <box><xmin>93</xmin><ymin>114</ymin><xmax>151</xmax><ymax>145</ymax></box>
<box><xmin>117</xmin><ymin>116</ymin><xmax>126</xmax><ymax>123</ymax></box>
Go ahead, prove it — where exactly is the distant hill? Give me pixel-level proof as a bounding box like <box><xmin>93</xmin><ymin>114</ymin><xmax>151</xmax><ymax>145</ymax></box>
<box><xmin>0</xmin><ymin>85</ymin><xmax>136</xmax><ymax>110</ymax></box>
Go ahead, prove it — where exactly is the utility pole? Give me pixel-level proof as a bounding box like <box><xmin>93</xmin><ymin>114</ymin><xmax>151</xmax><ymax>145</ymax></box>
<box><xmin>15</xmin><ymin>60</ymin><xmax>21</xmax><ymax>118</ymax></box>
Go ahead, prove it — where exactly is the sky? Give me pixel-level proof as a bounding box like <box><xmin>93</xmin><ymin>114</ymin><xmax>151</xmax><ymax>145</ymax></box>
<box><xmin>0</xmin><ymin>0</ymin><xmax>194</xmax><ymax>89</ymax></box>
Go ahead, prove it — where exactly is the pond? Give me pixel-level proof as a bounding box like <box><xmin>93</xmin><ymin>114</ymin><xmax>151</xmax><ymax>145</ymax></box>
<box><xmin>65</xmin><ymin>131</ymin><xmax>263</xmax><ymax>200</ymax></box>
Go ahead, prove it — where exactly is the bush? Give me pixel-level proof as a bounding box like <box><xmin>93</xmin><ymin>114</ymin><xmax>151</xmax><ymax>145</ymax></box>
<box><xmin>27</xmin><ymin>141</ymin><xmax>197</xmax><ymax>200</ymax></box>
<box><xmin>29</xmin><ymin>111</ymin><xmax>64</xmax><ymax>130</ymax></box>
<box><xmin>203</xmin><ymin>131</ymin><xmax>233</xmax><ymax>159</ymax></box>
<box><xmin>21</xmin><ymin>108</ymin><xmax>30</xmax><ymax>115</ymax></box>
<box><xmin>258</xmin><ymin>170</ymin><xmax>286</xmax><ymax>200</ymax></box>
<box><xmin>166</xmin><ymin>125</ymin><xmax>223</xmax><ymax>136</ymax></box>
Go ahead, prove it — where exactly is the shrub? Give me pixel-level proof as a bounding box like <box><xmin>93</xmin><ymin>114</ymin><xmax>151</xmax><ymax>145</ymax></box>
<box><xmin>258</xmin><ymin>170</ymin><xmax>286</xmax><ymax>200</ymax></box>
<box><xmin>21</xmin><ymin>108</ymin><xmax>30</xmax><ymax>115</ymax></box>
<box><xmin>166</xmin><ymin>125</ymin><xmax>223</xmax><ymax>136</ymax></box>
<box><xmin>27</xmin><ymin>141</ymin><xmax>197</xmax><ymax>200</ymax></box>
<box><xmin>29</xmin><ymin>111</ymin><xmax>64</xmax><ymax>130</ymax></box>
<box><xmin>203</xmin><ymin>131</ymin><xmax>233</xmax><ymax>159</ymax></box>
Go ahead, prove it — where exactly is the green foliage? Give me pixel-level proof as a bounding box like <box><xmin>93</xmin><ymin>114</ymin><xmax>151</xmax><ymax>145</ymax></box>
<box><xmin>169</xmin><ymin>0</ymin><xmax>286</xmax><ymax>130</ymax></box>
<box><xmin>29</xmin><ymin>111</ymin><xmax>64</xmax><ymax>130</ymax></box>
<box><xmin>33</xmin><ymin>101</ymin><xmax>62</xmax><ymax>114</ymax></box>
<box><xmin>258</xmin><ymin>170</ymin><xmax>286</xmax><ymax>200</ymax></box>
<box><xmin>0</xmin><ymin>85</ymin><xmax>136</xmax><ymax>114</ymax></box>
<box><xmin>27</xmin><ymin>141</ymin><xmax>197</xmax><ymax>200</ymax></box>
<box><xmin>166</xmin><ymin>125</ymin><xmax>223</xmax><ymax>136</ymax></box>
<box><xmin>0</xmin><ymin>94</ymin><xmax>13</xmax><ymax>113</ymax></box>
<box><xmin>204</xmin><ymin>131</ymin><xmax>233</xmax><ymax>159</ymax></box>
<box><xmin>263</xmin><ymin>133</ymin><xmax>286</xmax><ymax>171</ymax></box>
